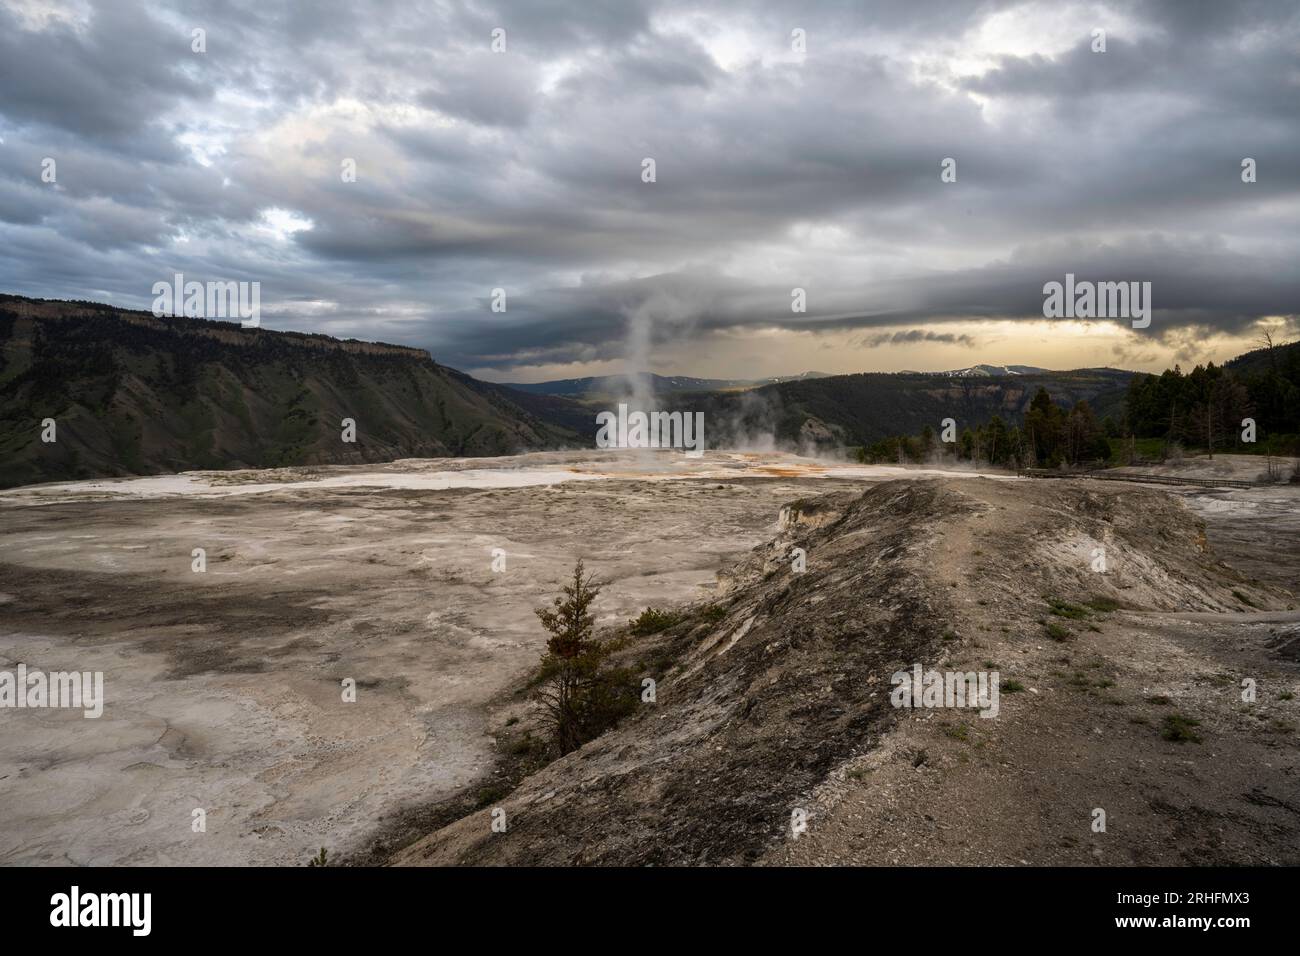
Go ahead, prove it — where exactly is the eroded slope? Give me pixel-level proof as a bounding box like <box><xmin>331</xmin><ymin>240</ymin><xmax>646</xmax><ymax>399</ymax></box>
<box><xmin>395</xmin><ymin>478</ymin><xmax>1299</xmax><ymax>866</ymax></box>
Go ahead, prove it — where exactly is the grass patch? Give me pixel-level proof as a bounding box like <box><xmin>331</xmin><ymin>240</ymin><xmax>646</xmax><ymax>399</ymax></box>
<box><xmin>1279</xmin><ymin>691</ymin><xmax>1295</xmax><ymax>702</ymax></box>
<box><xmin>1064</xmin><ymin>671</ymin><xmax>1115</xmax><ymax>692</ymax></box>
<box><xmin>507</xmin><ymin>733</ymin><xmax>543</xmax><ymax>757</ymax></box>
<box><xmin>1045</xmin><ymin>621</ymin><xmax>1071</xmax><ymax>641</ymax></box>
<box><xmin>698</xmin><ymin>604</ymin><xmax>728</xmax><ymax>623</ymax></box>
<box><xmin>1086</xmin><ymin>596</ymin><xmax>1121</xmax><ymax>613</ymax></box>
<box><xmin>471</xmin><ymin>781</ymin><xmax>512</xmax><ymax>809</ymax></box>
<box><xmin>1160</xmin><ymin>713</ymin><xmax>1203</xmax><ymax>743</ymax></box>
<box><xmin>637</xmin><ymin>644</ymin><xmax>678</xmax><ymax>679</ymax></box>
<box><xmin>629</xmin><ymin>607</ymin><xmax>682</xmax><ymax>636</ymax></box>
<box><xmin>1047</xmin><ymin>597</ymin><xmax>1090</xmax><ymax>620</ymax></box>
<box><xmin>1001</xmin><ymin>679</ymin><xmax>1025</xmax><ymax>694</ymax></box>
<box><xmin>1146</xmin><ymin>694</ymin><xmax>1172</xmax><ymax>705</ymax></box>
<box><xmin>943</xmin><ymin>723</ymin><xmax>970</xmax><ymax>742</ymax></box>
<box><xmin>1109</xmin><ymin>436</ymin><xmax>1166</xmax><ymax>465</ymax></box>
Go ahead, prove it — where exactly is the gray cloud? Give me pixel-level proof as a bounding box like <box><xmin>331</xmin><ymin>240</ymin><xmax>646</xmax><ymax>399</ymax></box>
<box><xmin>0</xmin><ymin>1</ymin><xmax>211</xmax><ymax>142</ymax></box>
<box><xmin>860</xmin><ymin>330</ymin><xmax>977</xmax><ymax>348</ymax></box>
<box><xmin>0</xmin><ymin>0</ymin><xmax>1296</xmax><ymax>377</ymax></box>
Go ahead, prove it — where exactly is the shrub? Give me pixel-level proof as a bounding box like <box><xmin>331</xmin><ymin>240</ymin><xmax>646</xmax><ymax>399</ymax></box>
<box><xmin>508</xmin><ymin>733</ymin><xmax>540</xmax><ymax>756</ymax></box>
<box><xmin>1161</xmin><ymin>713</ymin><xmax>1202</xmax><ymax>743</ymax></box>
<box><xmin>699</xmin><ymin>604</ymin><xmax>727</xmax><ymax>624</ymax></box>
<box><xmin>472</xmin><ymin>782</ymin><xmax>511</xmax><ymax>809</ymax></box>
<box><xmin>1047</xmin><ymin>597</ymin><xmax>1089</xmax><ymax>619</ymax></box>
<box><xmin>629</xmin><ymin>607</ymin><xmax>682</xmax><ymax>635</ymax></box>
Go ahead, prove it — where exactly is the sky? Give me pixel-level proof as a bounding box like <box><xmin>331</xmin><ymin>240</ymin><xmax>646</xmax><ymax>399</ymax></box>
<box><xmin>0</xmin><ymin>0</ymin><xmax>1296</xmax><ymax>382</ymax></box>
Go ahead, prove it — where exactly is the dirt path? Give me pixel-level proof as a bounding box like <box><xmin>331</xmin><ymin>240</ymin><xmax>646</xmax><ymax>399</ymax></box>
<box><xmin>766</xmin><ymin>480</ymin><xmax>1300</xmax><ymax>866</ymax></box>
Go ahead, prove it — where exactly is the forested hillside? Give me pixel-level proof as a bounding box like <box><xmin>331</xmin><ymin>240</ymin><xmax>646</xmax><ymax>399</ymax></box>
<box><xmin>0</xmin><ymin>296</ymin><xmax>581</xmax><ymax>488</ymax></box>
<box><xmin>1125</xmin><ymin>338</ymin><xmax>1300</xmax><ymax>454</ymax></box>
<box><xmin>675</xmin><ymin>367</ymin><xmax>1133</xmax><ymax>452</ymax></box>
<box><xmin>839</xmin><ymin>339</ymin><xmax>1300</xmax><ymax>469</ymax></box>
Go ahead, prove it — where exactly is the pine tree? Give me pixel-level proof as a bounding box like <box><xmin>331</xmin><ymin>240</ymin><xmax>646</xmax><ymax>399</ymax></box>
<box><xmin>535</xmin><ymin>560</ymin><xmax>636</xmax><ymax>755</ymax></box>
<box><xmin>536</xmin><ymin>560</ymin><xmax>600</xmax><ymax>754</ymax></box>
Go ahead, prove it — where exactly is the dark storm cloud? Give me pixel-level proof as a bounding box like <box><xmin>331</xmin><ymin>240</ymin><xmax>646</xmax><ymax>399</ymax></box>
<box><xmin>861</xmin><ymin>330</ymin><xmax>977</xmax><ymax>348</ymax></box>
<box><xmin>0</xmin><ymin>0</ymin><xmax>1296</xmax><ymax>372</ymax></box>
<box><xmin>0</xmin><ymin>2</ymin><xmax>211</xmax><ymax>142</ymax></box>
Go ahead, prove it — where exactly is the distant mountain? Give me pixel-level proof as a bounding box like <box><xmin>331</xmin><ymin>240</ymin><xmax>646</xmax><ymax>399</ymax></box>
<box><xmin>501</xmin><ymin>364</ymin><xmax>1136</xmax><ymax>452</ymax></box>
<box><xmin>0</xmin><ymin>295</ymin><xmax>581</xmax><ymax>488</ymax></box>
<box><xmin>758</xmin><ymin>371</ymin><xmax>833</xmax><ymax>384</ymax></box>
<box><xmin>675</xmin><ymin>367</ymin><xmax>1137</xmax><ymax>450</ymax></box>
<box><xmin>503</xmin><ymin>373</ymin><xmax>731</xmax><ymax>398</ymax></box>
<box><xmin>502</xmin><ymin>370</ymin><xmax>830</xmax><ymax>399</ymax></box>
<box><xmin>906</xmin><ymin>364</ymin><xmax>1051</xmax><ymax>378</ymax></box>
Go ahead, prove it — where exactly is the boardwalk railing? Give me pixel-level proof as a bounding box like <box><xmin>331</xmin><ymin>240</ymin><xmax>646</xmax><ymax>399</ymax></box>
<box><xmin>1017</xmin><ymin>468</ymin><xmax>1256</xmax><ymax>490</ymax></box>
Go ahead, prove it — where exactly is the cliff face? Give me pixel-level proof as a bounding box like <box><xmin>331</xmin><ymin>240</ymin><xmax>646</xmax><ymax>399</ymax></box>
<box><xmin>0</xmin><ymin>295</ymin><xmax>581</xmax><ymax>487</ymax></box>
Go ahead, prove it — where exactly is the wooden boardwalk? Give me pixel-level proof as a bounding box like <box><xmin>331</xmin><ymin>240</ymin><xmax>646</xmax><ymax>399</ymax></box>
<box><xmin>1017</xmin><ymin>468</ymin><xmax>1257</xmax><ymax>490</ymax></box>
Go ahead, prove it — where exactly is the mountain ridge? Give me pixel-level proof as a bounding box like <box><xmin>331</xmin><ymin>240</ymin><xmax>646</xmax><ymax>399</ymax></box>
<box><xmin>901</xmin><ymin>363</ymin><xmax>1051</xmax><ymax>377</ymax></box>
<box><xmin>501</xmin><ymin>370</ymin><xmax>831</xmax><ymax>398</ymax></box>
<box><xmin>0</xmin><ymin>294</ymin><xmax>581</xmax><ymax>488</ymax></box>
